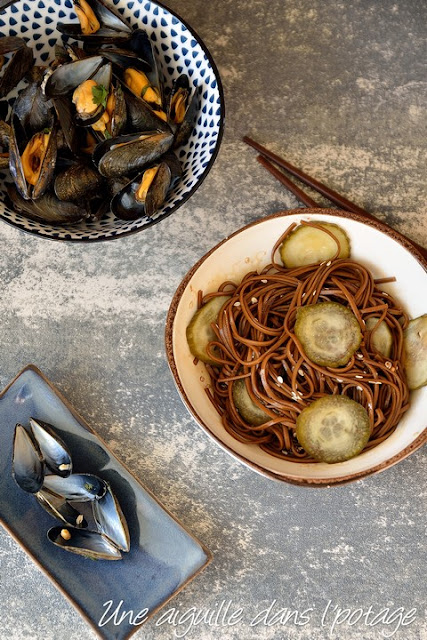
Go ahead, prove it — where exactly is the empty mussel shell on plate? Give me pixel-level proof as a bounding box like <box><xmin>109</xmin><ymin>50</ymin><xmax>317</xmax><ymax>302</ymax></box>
<box><xmin>93</xmin><ymin>483</ymin><xmax>130</xmax><ymax>552</ymax></box>
<box><xmin>36</xmin><ymin>488</ymin><xmax>88</xmax><ymax>528</ymax></box>
<box><xmin>48</xmin><ymin>526</ymin><xmax>122</xmax><ymax>560</ymax></box>
<box><xmin>12</xmin><ymin>424</ymin><xmax>44</xmax><ymax>494</ymax></box>
<box><xmin>29</xmin><ymin>418</ymin><xmax>73</xmax><ymax>477</ymax></box>
<box><xmin>43</xmin><ymin>473</ymin><xmax>107</xmax><ymax>502</ymax></box>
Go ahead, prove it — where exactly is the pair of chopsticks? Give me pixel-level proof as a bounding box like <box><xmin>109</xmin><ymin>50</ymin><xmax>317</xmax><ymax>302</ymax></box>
<box><xmin>243</xmin><ymin>136</ymin><xmax>427</xmax><ymax>261</ymax></box>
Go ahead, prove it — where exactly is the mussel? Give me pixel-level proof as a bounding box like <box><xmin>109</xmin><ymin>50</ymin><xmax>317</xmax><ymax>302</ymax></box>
<box><xmin>8</xmin><ymin>114</ymin><xmax>58</xmax><ymax>200</ymax></box>
<box><xmin>54</xmin><ymin>163</ymin><xmax>104</xmax><ymax>202</ymax></box>
<box><xmin>93</xmin><ymin>129</ymin><xmax>174</xmax><ymax>178</ymax></box>
<box><xmin>36</xmin><ymin>488</ymin><xmax>87</xmax><ymax>528</ymax></box>
<box><xmin>0</xmin><ymin>36</ymin><xmax>34</xmax><ymax>99</ymax></box>
<box><xmin>29</xmin><ymin>418</ymin><xmax>72</xmax><ymax>477</ymax></box>
<box><xmin>124</xmin><ymin>87</ymin><xmax>170</xmax><ymax>134</ymax></box>
<box><xmin>48</xmin><ymin>526</ymin><xmax>122</xmax><ymax>560</ymax></box>
<box><xmin>93</xmin><ymin>483</ymin><xmax>130</xmax><ymax>552</ymax></box>
<box><xmin>12</xmin><ymin>424</ymin><xmax>44</xmax><ymax>494</ymax></box>
<box><xmin>7</xmin><ymin>185</ymin><xmax>86</xmax><ymax>224</ymax></box>
<box><xmin>111</xmin><ymin>160</ymin><xmax>171</xmax><ymax>220</ymax></box>
<box><xmin>57</xmin><ymin>0</ymin><xmax>132</xmax><ymax>44</ymax></box>
<box><xmin>43</xmin><ymin>473</ymin><xmax>107</xmax><ymax>502</ymax></box>
<box><xmin>168</xmin><ymin>75</ymin><xmax>201</xmax><ymax>148</ymax></box>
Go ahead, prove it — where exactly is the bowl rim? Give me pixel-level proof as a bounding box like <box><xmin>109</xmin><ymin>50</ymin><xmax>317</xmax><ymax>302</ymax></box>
<box><xmin>0</xmin><ymin>0</ymin><xmax>225</xmax><ymax>243</ymax></box>
<box><xmin>165</xmin><ymin>207</ymin><xmax>427</xmax><ymax>487</ymax></box>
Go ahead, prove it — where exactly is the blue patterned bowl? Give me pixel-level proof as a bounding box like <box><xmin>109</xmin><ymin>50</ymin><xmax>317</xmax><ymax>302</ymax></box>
<box><xmin>0</xmin><ymin>0</ymin><xmax>224</xmax><ymax>241</ymax></box>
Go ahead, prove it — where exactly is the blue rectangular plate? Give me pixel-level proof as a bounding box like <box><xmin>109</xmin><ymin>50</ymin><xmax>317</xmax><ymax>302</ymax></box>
<box><xmin>0</xmin><ymin>365</ymin><xmax>211</xmax><ymax>640</ymax></box>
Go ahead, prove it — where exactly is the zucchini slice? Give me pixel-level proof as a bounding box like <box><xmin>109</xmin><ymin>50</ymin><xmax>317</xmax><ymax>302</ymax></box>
<box><xmin>296</xmin><ymin>395</ymin><xmax>370</xmax><ymax>463</ymax></box>
<box><xmin>404</xmin><ymin>314</ymin><xmax>427</xmax><ymax>390</ymax></box>
<box><xmin>232</xmin><ymin>378</ymin><xmax>270</xmax><ymax>425</ymax></box>
<box><xmin>280</xmin><ymin>222</ymin><xmax>350</xmax><ymax>268</ymax></box>
<box><xmin>186</xmin><ymin>295</ymin><xmax>230</xmax><ymax>364</ymax></box>
<box><xmin>295</xmin><ymin>302</ymin><xmax>362</xmax><ymax>367</ymax></box>
<box><xmin>365</xmin><ymin>317</ymin><xmax>393</xmax><ymax>358</ymax></box>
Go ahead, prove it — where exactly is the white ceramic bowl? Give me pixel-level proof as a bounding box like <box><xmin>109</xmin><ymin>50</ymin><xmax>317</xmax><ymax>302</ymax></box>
<box><xmin>166</xmin><ymin>208</ymin><xmax>427</xmax><ymax>486</ymax></box>
<box><xmin>0</xmin><ymin>0</ymin><xmax>224</xmax><ymax>241</ymax></box>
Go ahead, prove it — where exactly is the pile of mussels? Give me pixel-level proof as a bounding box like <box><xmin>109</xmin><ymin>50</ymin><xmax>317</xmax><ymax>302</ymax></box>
<box><xmin>0</xmin><ymin>0</ymin><xmax>199</xmax><ymax>224</ymax></box>
<box><xmin>13</xmin><ymin>418</ymin><xmax>130</xmax><ymax>560</ymax></box>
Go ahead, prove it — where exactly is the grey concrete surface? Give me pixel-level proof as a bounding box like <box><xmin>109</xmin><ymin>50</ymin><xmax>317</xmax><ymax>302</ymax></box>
<box><xmin>0</xmin><ymin>0</ymin><xmax>426</xmax><ymax>639</ymax></box>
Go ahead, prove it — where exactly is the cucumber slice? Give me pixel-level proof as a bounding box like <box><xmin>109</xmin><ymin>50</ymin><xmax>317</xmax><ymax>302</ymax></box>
<box><xmin>404</xmin><ymin>314</ymin><xmax>427</xmax><ymax>390</ymax></box>
<box><xmin>232</xmin><ymin>378</ymin><xmax>270</xmax><ymax>425</ymax></box>
<box><xmin>365</xmin><ymin>317</ymin><xmax>393</xmax><ymax>358</ymax></box>
<box><xmin>280</xmin><ymin>222</ymin><xmax>350</xmax><ymax>268</ymax></box>
<box><xmin>295</xmin><ymin>302</ymin><xmax>362</xmax><ymax>367</ymax></box>
<box><xmin>296</xmin><ymin>395</ymin><xmax>370</xmax><ymax>463</ymax></box>
<box><xmin>186</xmin><ymin>295</ymin><xmax>230</xmax><ymax>364</ymax></box>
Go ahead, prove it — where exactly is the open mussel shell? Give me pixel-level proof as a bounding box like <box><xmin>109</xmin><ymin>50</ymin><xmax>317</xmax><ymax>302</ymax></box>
<box><xmin>93</xmin><ymin>483</ymin><xmax>130</xmax><ymax>552</ymax></box>
<box><xmin>111</xmin><ymin>161</ymin><xmax>171</xmax><ymax>221</ymax></box>
<box><xmin>57</xmin><ymin>0</ymin><xmax>131</xmax><ymax>43</ymax></box>
<box><xmin>124</xmin><ymin>88</ymin><xmax>170</xmax><ymax>134</ymax></box>
<box><xmin>100</xmin><ymin>47</ymin><xmax>150</xmax><ymax>73</ymax></box>
<box><xmin>0</xmin><ymin>43</ymin><xmax>34</xmax><ymax>99</ymax></box>
<box><xmin>43</xmin><ymin>473</ymin><xmax>107</xmax><ymax>502</ymax></box>
<box><xmin>45</xmin><ymin>56</ymin><xmax>104</xmax><ymax>98</ymax></box>
<box><xmin>93</xmin><ymin>130</ymin><xmax>174</xmax><ymax>178</ymax></box>
<box><xmin>74</xmin><ymin>62</ymin><xmax>112</xmax><ymax>127</ymax></box>
<box><xmin>7</xmin><ymin>185</ymin><xmax>86</xmax><ymax>224</ymax></box>
<box><xmin>12</xmin><ymin>424</ymin><xmax>44</xmax><ymax>494</ymax></box>
<box><xmin>29</xmin><ymin>418</ymin><xmax>72</xmax><ymax>477</ymax></box>
<box><xmin>8</xmin><ymin>115</ymin><xmax>58</xmax><ymax>200</ymax></box>
<box><xmin>48</xmin><ymin>527</ymin><xmax>122</xmax><ymax>560</ymax></box>
<box><xmin>54</xmin><ymin>163</ymin><xmax>104</xmax><ymax>202</ymax></box>
<box><xmin>128</xmin><ymin>29</ymin><xmax>163</xmax><ymax>102</ymax></box>
<box><xmin>36</xmin><ymin>488</ymin><xmax>87</xmax><ymax>528</ymax></box>
<box><xmin>168</xmin><ymin>75</ymin><xmax>201</xmax><ymax>148</ymax></box>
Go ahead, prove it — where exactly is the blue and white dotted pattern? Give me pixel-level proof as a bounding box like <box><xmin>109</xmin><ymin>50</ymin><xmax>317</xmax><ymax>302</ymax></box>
<box><xmin>0</xmin><ymin>0</ymin><xmax>224</xmax><ymax>241</ymax></box>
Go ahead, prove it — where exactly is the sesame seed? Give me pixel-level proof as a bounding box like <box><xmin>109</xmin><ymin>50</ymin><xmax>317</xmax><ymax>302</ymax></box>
<box><xmin>326</xmin><ymin>261</ymin><xmax>332</xmax><ymax>267</ymax></box>
<box><xmin>261</xmin><ymin>279</ymin><xmax>267</xmax><ymax>284</ymax></box>
<box><xmin>357</xmin><ymin>386</ymin><xmax>363</xmax><ymax>391</ymax></box>
<box><xmin>312</xmin><ymin>290</ymin><xmax>317</xmax><ymax>296</ymax></box>
<box><xmin>356</xmin><ymin>353</ymin><xmax>364</xmax><ymax>359</ymax></box>
<box><xmin>251</xmin><ymin>297</ymin><xmax>257</xmax><ymax>304</ymax></box>
<box><xmin>233</xmin><ymin>301</ymin><xmax>241</xmax><ymax>307</ymax></box>
<box><xmin>298</xmin><ymin>369</ymin><xmax>305</xmax><ymax>376</ymax></box>
<box><xmin>336</xmin><ymin>378</ymin><xmax>343</xmax><ymax>383</ymax></box>
<box><xmin>277</xmin><ymin>376</ymin><xmax>284</xmax><ymax>383</ymax></box>
<box><xmin>355</xmin><ymin>375</ymin><xmax>363</xmax><ymax>379</ymax></box>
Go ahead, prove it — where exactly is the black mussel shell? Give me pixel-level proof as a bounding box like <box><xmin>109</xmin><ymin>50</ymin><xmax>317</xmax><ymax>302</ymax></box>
<box><xmin>7</xmin><ymin>185</ymin><xmax>86</xmax><ymax>224</ymax></box>
<box><xmin>36</xmin><ymin>488</ymin><xmax>87</xmax><ymax>528</ymax></box>
<box><xmin>13</xmin><ymin>81</ymin><xmax>52</xmax><ymax>136</ymax></box>
<box><xmin>93</xmin><ymin>483</ymin><xmax>130</xmax><ymax>552</ymax></box>
<box><xmin>45</xmin><ymin>56</ymin><xmax>104</xmax><ymax>97</ymax></box>
<box><xmin>0</xmin><ymin>44</ymin><xmax>34</xmax><ymax>99</ymax></box>
<box><xmin>76</xmin><ymin>0</ymin><xmax>131</xmax><ymax>33</ymax></box>
<box><xmin>100</xmin><ymin>47</ymin><xmax>150</xmax><ymax>73</ymax></box>
<box><xmin>43</xmin><ymin>473</ymin><xmax>107</xmax><ymax>502</ymax></box>
<box><xmin>111</xmin><ymin>161</ymin><xmax>171</xmax><ymax>221</ymax></box>
<box><xmin>94</xmin><ymin>130</ymin><xmax>174</xmax><ymax>179</ymax></box>
<box><xmin>54</xmin><ymin>163</ymin><xmax>104</xmax><ymax>202</ymax></box>
<box><xmin>57</xmin><ymin>24</ymin><xmax>131</xmax><ymax>45</ymax></box>
<box><xmin>0</xmin><ymin>36</ymin><xmax>27</xmax><ymax>55</ymax></box>
<box><xmin>124</xmin><ymin>87</ymin><xmax>170</xmax><ymax>134</ymax></box>
<box><xmin>12</xmin><ymin>424</ymin><xmax>44</xmax><ymax>494</ymax></box>
<box><xmin>162</xmin><ymin>151</ymin><xmax>183</xmax><ymax>185</ymax></box>
<box><xmin>29</xmin><ymin>418</ymin><xmax>72</xmax><ymax>477</ymax></box>
<box><xmin>48</xmin><ymin>526</ymin><xmax>122</xmax><ymax>560</ymax></box>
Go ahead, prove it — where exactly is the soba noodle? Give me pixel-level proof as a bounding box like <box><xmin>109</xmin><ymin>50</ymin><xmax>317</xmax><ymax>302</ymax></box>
<box><xmin>199</xmin><ymin>222</ymin><xmax>410</xmax><ymax>463</ymax></box>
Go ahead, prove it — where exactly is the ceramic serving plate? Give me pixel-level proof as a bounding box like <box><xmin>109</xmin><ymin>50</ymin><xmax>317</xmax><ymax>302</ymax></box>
<box><xmin>0</xmin><ymin>0</ymin><xmax>224</xmax><ymax>241</ymax></box>
<box><xmin>0</xmin><ymin>365</ymin><xmax>211</xmax><ymax>640</ymax></box>
<box><xmin>166</xmin><ymin>208</ymin><xmax>427</xmax><ymax>487</ymax></box>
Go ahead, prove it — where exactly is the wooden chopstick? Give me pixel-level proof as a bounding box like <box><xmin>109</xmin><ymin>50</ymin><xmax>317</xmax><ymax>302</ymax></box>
<box><xmin>245</xmin><ymin>136</ymin><xmax>427</xmax><ymax>260</ymax></box>
<box><xmin>257</xmin><ymin>155</ymin><xmax>318</xmax><ymax>207</ymax></box>
<box><xmin>244</xmin><ymin>135</ymin><xmax>367</xmax><ymax>216</ymax></box>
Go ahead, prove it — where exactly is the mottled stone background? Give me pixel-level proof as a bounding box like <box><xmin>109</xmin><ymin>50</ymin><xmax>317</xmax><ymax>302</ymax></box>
<box><xmin>0</xmin><ymin>0</ymin><xmax>426</xmax><ymax>639</ymax></box>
